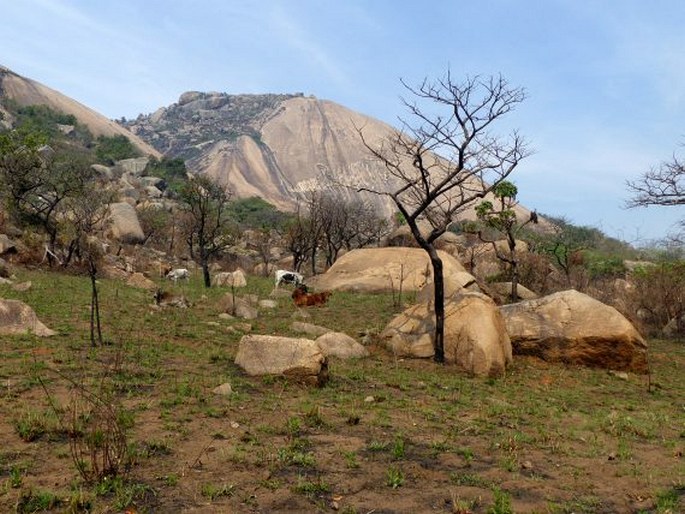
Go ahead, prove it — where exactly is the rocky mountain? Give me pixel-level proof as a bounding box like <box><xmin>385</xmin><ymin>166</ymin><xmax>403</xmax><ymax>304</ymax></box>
<box><xmin>1</xmin><ymin>65</ymin><xmax>537</xmax><ymax>224</ymax></box>
<box><xmin>125</xmin><ymin>91</ymin><xmax>400</xmax><ymax>215</ymax></box>
<box><xmin>0</xmin><ymin>65</ymin><xmax>159</xmax><ymax>158</ymax></box>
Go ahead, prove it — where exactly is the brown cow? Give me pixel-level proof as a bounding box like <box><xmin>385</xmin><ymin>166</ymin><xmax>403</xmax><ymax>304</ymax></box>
<box><xmin>292</xmin><ymin>286</ymin><xmax>332</xmax><ymax>307</ymax></box>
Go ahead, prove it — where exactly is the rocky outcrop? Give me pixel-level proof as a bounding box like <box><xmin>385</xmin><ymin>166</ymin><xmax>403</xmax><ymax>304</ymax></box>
<box><xmin>500</xmin><ymin>289</ymin><xmax>648</xmax><ymax>373</ymax></box>
<box><xmin>0</xmin><ymin>299</ymin><xmax>56</xmax><ymax>337</ymax></box>
<box><xmin>381</xmin><ymin>292</ymin><xmax>512</xmax><ymax>377</ymax></box>
<box><xmin>234</xmin><ymin>335</ymin><xmax>328</xmax><ymax>386</ymax></box>
<box><xmin>127</xmin><ymin>93</ymin><xmax>542</xmax><ymax>223</ymax></box>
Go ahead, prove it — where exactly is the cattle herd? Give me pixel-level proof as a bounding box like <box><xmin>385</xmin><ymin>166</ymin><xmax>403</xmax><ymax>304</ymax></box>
<box><xmin>156</xmin><ymin>268</ymin><xmax>331</xmax><ymax>308</ymax></box>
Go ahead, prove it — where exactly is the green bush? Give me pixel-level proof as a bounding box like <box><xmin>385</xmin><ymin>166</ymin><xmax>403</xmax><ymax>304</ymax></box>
<box><xmin>95</xmin><ymin>134</ymin><xmax>139</xmax><ymax>164</ymax></box>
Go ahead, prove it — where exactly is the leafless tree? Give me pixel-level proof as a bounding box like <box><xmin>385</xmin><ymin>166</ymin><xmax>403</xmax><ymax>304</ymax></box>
<box><xmin>358</xmin><ymin>73</ymin><xmax>529</xmax><ymax>362</ymax></box>
<box><xmin>61</xmin><ymin>181</ymin><xmax>115</xmax><ymax>346</ymax></box>
<box><xmin>627</xmin><ymin>147</ymin><xmax>685</xmax><ymax>240</ymax></box>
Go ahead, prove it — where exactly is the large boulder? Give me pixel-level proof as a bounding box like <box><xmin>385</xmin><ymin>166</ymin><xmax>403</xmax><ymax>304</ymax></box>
<box><xmin>234</xmin><ymin>335</ymin><xmax>328</xmax><ymax>386</ymax></box>
<box><xmin>380</xmin><ymin>292</ymin><xmax>512</xmax><ymax>377</ymax></box>
<box><xmin>0</xmin><ymin>299</ymin><xmax>55</xmax><ymax>337</ymax></box>
<box><xmin>108</xmin><ymin>202</ymin><xmax>145</xmax><ymax>244</ymax></box>
<box><xmin>500</xmin><ymin>289</ymin><xmax>648</xmax><ymax>373</ymax></box>
<box><xmin>308</xmin><ymin>247</ymin><xmax>467</xmax><ymax>293</ymax></box>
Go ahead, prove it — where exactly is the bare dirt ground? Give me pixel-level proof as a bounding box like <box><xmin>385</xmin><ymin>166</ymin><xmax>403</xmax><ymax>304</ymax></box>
<box><xmin>0</xmin><ymin>271</ymin><xmax>683</xmax><ymax>513</ymax></box>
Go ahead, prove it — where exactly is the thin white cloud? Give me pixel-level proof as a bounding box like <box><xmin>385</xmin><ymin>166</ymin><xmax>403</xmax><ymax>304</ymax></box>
<box><xmin>268</xmin><ymin>3</ymin><xmax>353</xmax><ymax>91</ymax></box>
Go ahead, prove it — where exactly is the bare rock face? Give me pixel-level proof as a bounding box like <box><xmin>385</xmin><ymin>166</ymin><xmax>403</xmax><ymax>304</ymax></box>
<box><xmin>0</xmin><ymin>299</ymin><xmax>56</xmax><ymax>337</ymax></box>
<box><xmin>381</xmin><ymin>292</ymin><xmax>513</xmax><ymax>377</ymax></box>
<box><xmin>308</xmin><ymin>247</ymin><xmax>466</xmax><ymax>293</ymax></box>
<box><xmin>234</xmin><ymin>335</ymin><xmax>328</xmax><ymax>386</ymax></box>
<box><xmin>500</xmin><ymin>289</ymin><xmax>648</xmax><ymax>373</ymax></box>
<box><xmin>108</xmin><ymin>202</ymin><xmax>145</xmax><ymax>244</ymax></box>
<box><xmin>315</xmin><ymin>332</ymin><xmax>369</xmax><ymax>359</ymax></box>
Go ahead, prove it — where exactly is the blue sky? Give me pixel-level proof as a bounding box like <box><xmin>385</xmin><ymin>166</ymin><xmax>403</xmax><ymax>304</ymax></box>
<box><xmin>2</xmin><ymin>0</ymin><xmax>684</xmax><ymax>243</ymax></box>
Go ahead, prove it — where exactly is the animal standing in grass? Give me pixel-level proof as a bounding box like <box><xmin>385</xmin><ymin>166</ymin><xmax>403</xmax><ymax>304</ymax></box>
<box><xmin>275</xmin><ymin>269</ymin><xmax>305</xmax><ymax>288</ymax></box>
<box><xmin>292</xmin><ymin>285</ymin><xmax>332</xmax><ymax>307</ymax></box>
<box><xmin>166</xmin><ymin>268</ymin><xmax>189</xmax><ymax>282</ymax></box>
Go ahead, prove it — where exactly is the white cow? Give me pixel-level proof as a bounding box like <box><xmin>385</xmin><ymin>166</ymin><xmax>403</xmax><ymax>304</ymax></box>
<box><xmin>274</xmin><ymin>269</ymin><xmax>304</xmax><ymax>288</ymax></box>
<box><xmin>166</xmin><ymin>268</ymin><xmax>190</xmax><ymax>282</ymax></box>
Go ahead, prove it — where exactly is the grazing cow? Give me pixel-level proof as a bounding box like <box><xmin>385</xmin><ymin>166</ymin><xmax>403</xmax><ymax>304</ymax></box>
<box><xmin>292</xmin><ymin>285</ymin><xmax>332</xmax><ymax>307</ymax></box>
<box><xmin>166</xmin><ymin>268</ymin><xmax>190</xmax><ymax>282</ymax></box>
<box><xmin>275</xmin><ymin>269</ymin><xmax>305</xmax><ymax>288</ymax></box>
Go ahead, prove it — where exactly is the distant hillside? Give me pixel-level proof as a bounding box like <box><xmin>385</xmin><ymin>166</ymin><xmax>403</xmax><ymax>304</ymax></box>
<box><xmin>0</xmin><ymin>65</ymin><xmax>159</xmax><ymax>158</ymax></box>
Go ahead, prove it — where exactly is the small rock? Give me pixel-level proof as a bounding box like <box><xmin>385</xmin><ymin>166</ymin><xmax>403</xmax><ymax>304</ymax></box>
<box><xmin>364</xmin><ymin>396</ymin><xmax>375</xmax><ymax>403</ymax></box>
<box><xmin>12</xmin><ymin>281</ymin><xmax>31</xmax><ymax>292</ymax></box>
<box><xmin>521</xmin><ymin>460</ymin><xmax>533</xmax><ymax>470</ymax></box>
<box><xmin>609</xmin><ymin>370</ymin><xmax>629</xmax><ymax>380</ymax></box>
<box><xmin>212</xmin><ymin>383</ymin><xmax>233</xmax><ymax>396</ymax></box>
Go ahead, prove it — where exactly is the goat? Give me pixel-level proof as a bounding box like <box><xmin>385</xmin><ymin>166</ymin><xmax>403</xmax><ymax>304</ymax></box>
<box><xmin>166</xmin><ymin>268</ymin><xmax>189</xmax><ymax>282</ymax></box>
<box><xmin>275</xmin><ymin>269</ymin><xmax>305</xmax><ymax>288</ymax></box>
<box><xmin>292</xmin><ymin>285</ymin><xmax>332</xmax><ymax>307</ymax></box>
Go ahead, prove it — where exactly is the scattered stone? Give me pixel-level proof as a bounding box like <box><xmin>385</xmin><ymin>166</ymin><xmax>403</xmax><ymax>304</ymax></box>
<box><xmin>291</xmin><ymin>321</ymin><xmax>331</xmax><ymax>337</ymax></box>
<box><xmin>218</xmin><ymin>293</ymin><xmax>258</xmax><ymax>320</ymax></box>
<box><xmin>0</xmin><ymin>299</ymin><xmax>56</xmax><ymax>337</ymax></box>
<box><xmin>316</xmin><ymin>332</ymin><xmax>369</xmax><ymax>359</ymax></box>
<box><xmin>258</xmin><ymin>299</ymin><xmax>278</xmax><ymax>309</ymax></box>
<box><xmin>609</xmin><ymin>370</ymin><xmax>629</xmax><ymax>380</ymax></box>
<box><xmin>11</xmin><ymin>281</ymin><xmax>32</xmax><ymax>292</ymax></box>
<box><xmin>364</xmin><ymin>396</ymin><xmax>375</xmax><ymax>403</ymax></box>
<box><xmin>212</xmin><ymin>383</ymin><xmax>233</xmax><ymax>396</ymax></box>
